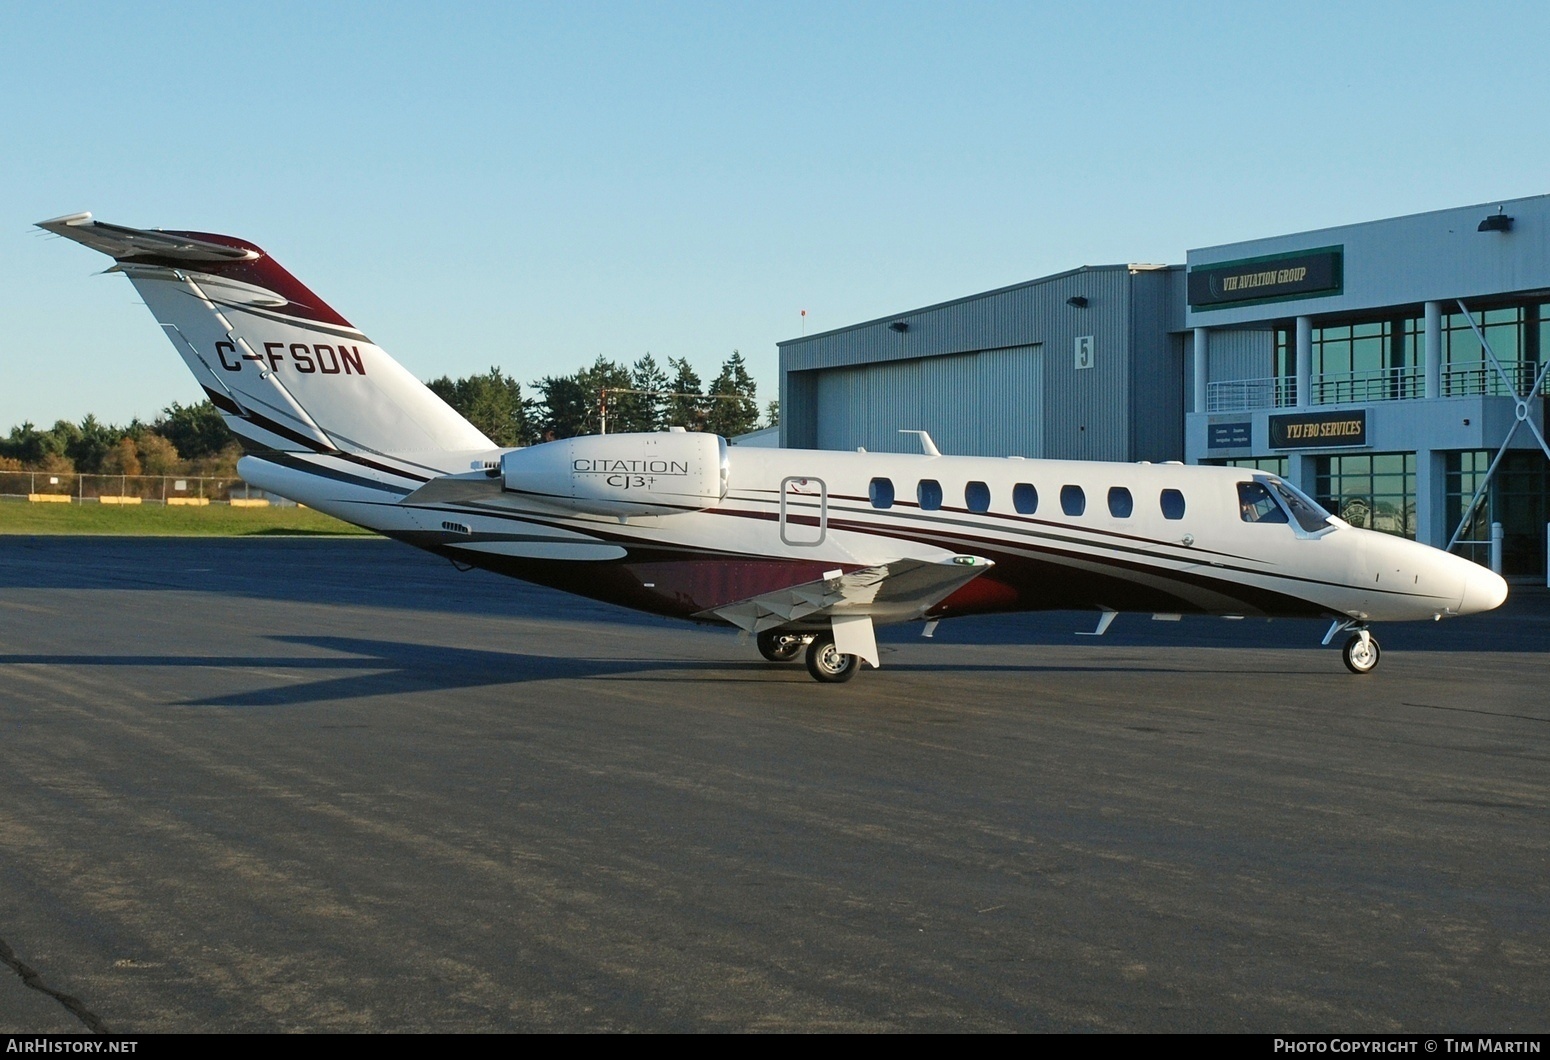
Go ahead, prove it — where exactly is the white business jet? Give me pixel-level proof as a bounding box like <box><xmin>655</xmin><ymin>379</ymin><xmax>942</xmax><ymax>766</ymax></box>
<box><xmin>39</xmin><ymin>213</ymin><xmax>1508</xmax><ymax>682</ymax></box>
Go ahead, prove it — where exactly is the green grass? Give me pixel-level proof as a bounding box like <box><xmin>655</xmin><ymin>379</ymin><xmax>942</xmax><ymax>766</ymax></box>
<box><xmin>0</xmin><ymin>500</ymin><xmax>377</xmax><ymax>537</ymax></box>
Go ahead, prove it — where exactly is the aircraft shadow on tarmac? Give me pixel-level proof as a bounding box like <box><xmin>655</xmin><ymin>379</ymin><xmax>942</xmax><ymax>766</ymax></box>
<box><xmin>0</xmin><ymin>635</ymin><xmax>1244</xmax><ymax>708</ymax></box>
<box><xmin>3</xmin><ymin>539</ymin><xmax>1546</xmax><ymax>657</ymax></box>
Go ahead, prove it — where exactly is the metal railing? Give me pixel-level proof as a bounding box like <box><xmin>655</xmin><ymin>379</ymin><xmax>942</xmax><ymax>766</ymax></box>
<box><xmin>1205</xmin><ymin>377</ymin><xmax>1296</xmax><ymax>412</ymax></box>
<box><xmin>1441</xmin><ymin>362</ymin><xmax>1540</xmax><ymax>397</ymax></box>
<box><xmin>1207</xmin><ymin>361</ymin><xmax>1541</xmax><ymax>411</ymax></box>
<box><xmin>1308</xmin><ymin>365</ymin><xmax>1423</xmax><ymax>405</ymax></box>
<box><xmin>0</xmin><ymin>472</ymin><xmax>286</xmax><ymax>505</ymax></box>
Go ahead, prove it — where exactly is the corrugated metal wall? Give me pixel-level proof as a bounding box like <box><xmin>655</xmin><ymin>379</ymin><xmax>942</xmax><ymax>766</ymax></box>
<box><xmin>1207</xmin><ymin>328</ymin><xmax>1274</xmax><ymax>382</ymax></box>
<box><xmin>1128</xmin><ymin>269</ymin><xmax>1185</xmax><ymax>461</ymax></box>
<box><xmin>781</xmin><ymin>264</ymin><xmax>1184</xmax><ymax>461</ymax></box>
<box><xmin>811</xmin><ymin>346</ymin><xmax>1044</xmax><ymax>456</ymax></box>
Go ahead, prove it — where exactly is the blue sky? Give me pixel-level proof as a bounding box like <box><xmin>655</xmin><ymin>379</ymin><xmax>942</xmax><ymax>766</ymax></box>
<box><xmin>5</xmin><ymin>1</ymin><xmax>1549</xmax><ymax>431</ymax></box>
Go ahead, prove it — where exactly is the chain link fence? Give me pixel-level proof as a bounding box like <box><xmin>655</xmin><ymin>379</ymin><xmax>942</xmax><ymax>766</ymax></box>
<box><xmin>0</xmin><ymin>471</ymin><xmax>294</xmax><ymax>506</ymax></box>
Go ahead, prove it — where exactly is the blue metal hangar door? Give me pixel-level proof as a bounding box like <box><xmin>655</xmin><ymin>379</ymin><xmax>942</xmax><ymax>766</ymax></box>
<box><xmin>811</xmin><ymin>345</ymin><xmax>1044</xmax><ymax>457</ymax></box>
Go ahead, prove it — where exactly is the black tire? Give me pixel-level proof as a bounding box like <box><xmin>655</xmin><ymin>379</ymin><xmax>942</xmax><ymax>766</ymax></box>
<box><xmin>757</xmin><ymin>630</ymin><xmax>805</xmax><ymax>663</ymax></box>
<box><xmin>805</xmin><ymin>633</ymin><xmax>858</xmax><ymax>683</ymax></box>
<box><xmin>1342</xmin><ymin>632</ymin><xmax>1380</xmax><ymax>674</ymax></box>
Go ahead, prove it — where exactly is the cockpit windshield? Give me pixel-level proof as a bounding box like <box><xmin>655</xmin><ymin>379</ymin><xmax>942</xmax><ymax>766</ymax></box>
<box><xmin>1256</xmin><ymin>475</ymin><xmax>1335</xmax><ymax>534</ymax></box>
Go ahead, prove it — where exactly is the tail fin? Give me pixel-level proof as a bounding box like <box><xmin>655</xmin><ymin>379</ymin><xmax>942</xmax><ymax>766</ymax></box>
<box><xmin>37</xmin><ymin>213</ymin><xmax>493</xmax><ymax>458</ymax></box>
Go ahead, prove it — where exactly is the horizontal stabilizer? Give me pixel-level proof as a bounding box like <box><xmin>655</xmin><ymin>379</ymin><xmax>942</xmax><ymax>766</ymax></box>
<box><xmin>696</xmin><ymin>555</ymin><xmax>993</xmax><ymax>634</ymax></box>
<box><xmin>37</xmin><ymin>212</ymin><xmax>258</xmax><ymax>262</ymax></box>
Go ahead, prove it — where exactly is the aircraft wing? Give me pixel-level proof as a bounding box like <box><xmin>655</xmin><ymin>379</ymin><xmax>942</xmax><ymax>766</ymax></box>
<box><xmin>696</xmin><ymin>555</ymin><xmax>993</xmax><ymax>666</ymax></box>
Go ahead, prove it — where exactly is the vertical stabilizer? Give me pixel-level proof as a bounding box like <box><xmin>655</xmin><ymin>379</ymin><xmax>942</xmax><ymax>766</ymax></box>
<box><xmin>37</xmin><ymin>213</ymin><xmax>493</xmax><ymax>459</ymax></box>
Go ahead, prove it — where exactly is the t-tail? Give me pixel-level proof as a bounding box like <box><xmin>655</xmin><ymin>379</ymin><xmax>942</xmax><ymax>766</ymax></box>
<box><xmin>36</xmin><ymin>213</ymin><xmax>495</xmax><ymax>494</ymax></box>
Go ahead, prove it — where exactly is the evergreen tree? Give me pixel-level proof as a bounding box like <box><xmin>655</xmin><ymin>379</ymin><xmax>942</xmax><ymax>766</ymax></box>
<box><xmin>426</xmin><ymin>366</ymin><xmax>534</xmax><ymax>446</ymax></box>
<box><xmin>532</xmin><ymin>373</ymin><xmax>593</xmax><ymax>439</ymax></box>
<box><xmin>577</xmin><ymin>356</ymin><xmax>633</xmax><ymax>435</ymax></box>
<box><xmin>65</xmin><ymin>415</ymin><xmax>119</xmax><ymax>474</ymax></box>
<box><xmin>153</xmin><ymin>401</ymin><xmax>233</xmax><ymax>460</ymax></box>
<box><xmin>705</xmin><ymin>350</ymin><xmax>759</xmax><ymax>438</ymax></box>
<box><xmin>615</xmin><ymin>353</ymin><xmax>669</xmax><ymax>433</ymax></box>
<box><xmin>664</xmin><ymin>358</ymin><xmax>705</xmax><ymax>431</ymax></box>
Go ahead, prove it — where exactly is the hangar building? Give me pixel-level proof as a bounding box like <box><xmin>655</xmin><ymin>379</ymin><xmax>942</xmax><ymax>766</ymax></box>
<box><xmin>1187</xmin><ymin>195</ymin><xmax>1550</xmax><ymax>575</ymax></box>
<box><xmin>778</xmin><ymin>264</ymin><xmax>1185</xmax><ymax>463</ymax></box>
<box><xmin>778</xmin><ymin>194</ymin><xmax>1550</xmax><ymax>576</ymax></box>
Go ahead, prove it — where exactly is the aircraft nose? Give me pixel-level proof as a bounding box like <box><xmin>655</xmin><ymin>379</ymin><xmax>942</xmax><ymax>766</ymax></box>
<box><xmin>1458</xmin><ymin>562</ymin><xmax>1509</xmax><ymax>615</ymax></box>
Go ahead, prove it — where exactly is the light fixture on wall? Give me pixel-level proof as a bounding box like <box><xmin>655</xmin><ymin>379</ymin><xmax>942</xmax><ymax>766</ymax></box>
<box><xmin>1066</xmin><ymin>296</ymin><xmax>1089</xmax><ymax>308</ymax></box>
<box><xmin>1478</xmin><ymin>208</ymin><xmax>1514</xmax><ymax>233</ymax></box>
<box><xmin>888</xmin><ymin>321</ymin><xmax>909</xmax><ymax>332</ymax></box>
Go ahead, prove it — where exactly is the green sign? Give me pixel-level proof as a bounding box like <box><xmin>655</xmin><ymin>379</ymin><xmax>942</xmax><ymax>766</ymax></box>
<box><xmin>1188</xmin><ymin>247</ymin><xmax>1343</xmax><ymax>310</ymax></box>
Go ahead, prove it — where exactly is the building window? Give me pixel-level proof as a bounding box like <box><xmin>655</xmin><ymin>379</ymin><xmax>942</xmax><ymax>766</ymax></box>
<box><xmin>1107</xmin><ymin>487</ymin><xmax>1133</xmax><ymax>518</ymax></box>
<box><xmin>1060</xmin><ymin>485</ymin><xmax>1085</xmax><ymax>517</ymax></box>
<box><xmin>1445</xmin><ymin>450</ymin><xmax>1491</xmax><ymax>567</ymax></box>
<box><xmin>917</xmin><ymin>479</ymin><xmax>943</xmax><ymax>511</ymax></box>
<box><xmin>1276</xmin><ymin>317</ymin><xmax>1423</xmax><ymax>404</ymax></box>
<box><xmin>1441</xmin><ymin>306</ymin><xmax>1542</xmax><ymax>396</ymax></box>
<box><xmin>869</xmin><ymin>477</ymin><xmax>894</xmax><ymax>509</ymax></box>
<box><xmin>1012</xmin><ymin>483</ymin><xmax>1038</xmax><ymax>515</ymax></box>
<box><xmin>1207</xmin><ymin>456</ymin><xmax>1290</xmax><ymax>478</ymax></box>
<box><xmin>1314</xmin><ymin>452</ymin><xmax>1416</xmax><ymax>538</ymax></box>
<box><xmin>1449</xmin><ymin>449</ymin><xmax>1550</xmax><ymax>575</ymax></box>
<box><xmin>1160</xmin><ymin>489</ymin><xmax>1186</xmax><ymax>520</ymax></box>
<box><xmin>964</xmin><ymin>481</ymin><xmax>991</xmax><ymax>513</ymax></box>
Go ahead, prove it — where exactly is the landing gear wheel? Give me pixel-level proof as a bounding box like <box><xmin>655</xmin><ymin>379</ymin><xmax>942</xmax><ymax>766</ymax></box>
<box><xmin>804</xmin><ymin>633</ymin><xmax>858</xmax><ymax>684</ymax></box>
<box><xmin>757</xmin><ymin>630</ymin><xmax>806</xmax><ymax>663</ymax></box>
<box><xmin>1342</xmin><ymin>632</ymin><xmax>1380</xmax><ymax>674</ymax></box>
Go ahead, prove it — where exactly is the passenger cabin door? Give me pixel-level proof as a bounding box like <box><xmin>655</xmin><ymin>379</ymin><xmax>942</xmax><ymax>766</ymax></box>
<box><xmin>779</xmin><ymin>476</ymin><xmax>827</xmax><ymax>546</ymax></box>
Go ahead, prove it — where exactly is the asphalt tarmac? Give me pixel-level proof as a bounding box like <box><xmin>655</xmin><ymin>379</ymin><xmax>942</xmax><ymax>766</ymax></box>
<box><xmin>1</xmin><ymin>536</ymin><xmax>1546</xmax><ymax>1032</ymax></box>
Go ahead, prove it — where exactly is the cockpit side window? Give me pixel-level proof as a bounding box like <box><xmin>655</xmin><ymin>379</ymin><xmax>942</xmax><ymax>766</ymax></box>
<box><xmin>1237</xmin><ymin>481</ymin><xmax>1289</xmax><ymax>524</ymax></box>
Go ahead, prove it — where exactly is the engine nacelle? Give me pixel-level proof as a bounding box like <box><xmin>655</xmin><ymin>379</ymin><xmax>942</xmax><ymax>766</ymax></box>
<box><xmin>500</xmin><ymin>431</ymin><xmax>728</xmax><ymax>517</ymax></box>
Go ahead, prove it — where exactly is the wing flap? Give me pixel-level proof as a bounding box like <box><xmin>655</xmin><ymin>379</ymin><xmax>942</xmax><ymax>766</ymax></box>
<box><xmin>697</xmin><ymin>555</ymin><xmax>994</xmax><ymax>635</ymax></box>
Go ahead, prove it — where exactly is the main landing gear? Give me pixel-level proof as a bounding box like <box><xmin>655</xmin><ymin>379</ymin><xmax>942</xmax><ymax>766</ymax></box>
<box><xmin>803</xmin><ymin>632</ymin><xmax>859</xmax><ymax>684</ymax></box>
<box><xmin>755</xmin><ymin>629</ymin><xmax>859</xmax><ymax>683</ymax></box>
<box><xmin>1325</xmin><ymin>619</ymin><xmax>1381</xmax><ymax>674</ymax></box>
<box><xmin>756</xmin><ymin>629</ymin><xmax>808</xmax><ymax>663</ymax></box>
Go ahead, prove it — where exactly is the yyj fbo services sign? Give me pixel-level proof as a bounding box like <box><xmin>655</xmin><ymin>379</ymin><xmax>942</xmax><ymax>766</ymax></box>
<box><xmin>1269</xmin><ymin>409</ymin><xmax>1367</xmax><ymax>449</ymax></box>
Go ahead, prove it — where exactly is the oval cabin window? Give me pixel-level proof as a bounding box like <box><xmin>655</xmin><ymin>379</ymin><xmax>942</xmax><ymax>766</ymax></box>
<box><xmin>1060</xmin><ymin>485</ymin><xmax>1085</xmax><ymax>517</ymax></box>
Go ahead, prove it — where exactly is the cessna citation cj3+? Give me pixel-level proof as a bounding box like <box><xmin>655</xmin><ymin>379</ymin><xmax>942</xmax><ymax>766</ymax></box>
<box><xmin>40</xmin><ymin>213</ymin><xmax>1508</xmax><ymax>682</ymax></box>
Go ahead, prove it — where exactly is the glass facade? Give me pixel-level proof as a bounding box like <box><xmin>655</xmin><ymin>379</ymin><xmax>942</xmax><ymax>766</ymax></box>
<box><xmin>1444</xmin><ymin>451</ymin><xmax>1492</xmax><ymax>566</ymax></box>
<box><xmin>1269</xmin><ymin>301</ymin><xmax>1548</xmax><ymax>403</ymax></box>
<box><xmin>1444</xmin><ymin>449</ymin><xmax>1550</xmax><ymax>575</ymax></box>
<box><xmin>1206</xmin><ymin>456</ymin><xmax>1290</xmax><ymax>477</ymax></box>
<box><xmin>1439</xmin><ymin>306</ymin><xmax>1543</xmax><ymax>396</ymax></box>
<box><xmin>1313</xmin><ymin>453</ymin><xmax>1416</xmax><ymax>538</ymax></box>
<box><xmin>1497</xmin><ymin>451</ymin><xmax>1550</xmax><ymax>576</ymax></box>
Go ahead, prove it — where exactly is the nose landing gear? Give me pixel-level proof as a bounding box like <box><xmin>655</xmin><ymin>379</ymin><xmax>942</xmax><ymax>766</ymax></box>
<box><xmin>1325</xmin><ymin>619</ymin><xmax>1381</xmax><ymax>674</ymax></box>
<box><xmin>1342</xmin><ymin>630</ymin><xmax>1381</xmax><ymax>674</ymax></box>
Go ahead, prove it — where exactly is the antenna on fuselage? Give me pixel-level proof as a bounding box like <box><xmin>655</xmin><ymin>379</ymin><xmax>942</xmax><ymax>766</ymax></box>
<box><xmin>898</xmin><ymin>430</ymin><xmax>941</xmax><ymax>457</ymax></box>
